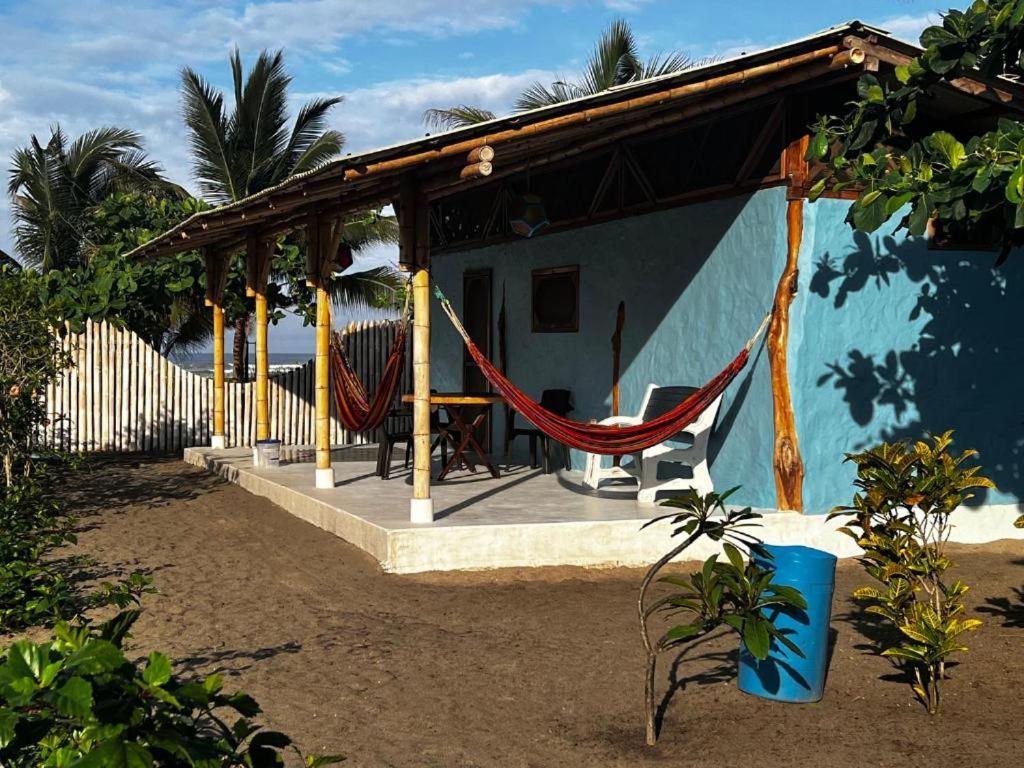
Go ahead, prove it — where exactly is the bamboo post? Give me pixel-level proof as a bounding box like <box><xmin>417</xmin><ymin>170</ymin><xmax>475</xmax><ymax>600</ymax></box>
<box><xmin>769</xmin><ymin>133</ymin><xmax>807</xmax><ymax>512</ymax></box>
<box><xmin>405</xmin><ymin>183</ymin><xmax>434</xmax><ymax>523</ymax></box>
<box><xmin>248</xmin><ymin>236</ymin><xmax>273</xmax><ymax>446</ymax></box>
<box><xmin>205</xmin><ymin>251</ymin><xmax>228</xmax><ymax>449</ymax></box>
<box><xmin>314</xmin><ymin>287</ymin><xmax>333</xmax><ymax>487</ymax></box>
<box><xmin>308</xmin><ymin>213</ymin><xmax>336</xmax><ymax>489</ymax></box>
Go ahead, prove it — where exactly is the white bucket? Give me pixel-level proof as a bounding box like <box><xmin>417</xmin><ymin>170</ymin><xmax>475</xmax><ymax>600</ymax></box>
<box><xmin>253</xmin><ymin>439</ymin><xmax>282</xmax><ymax>468</ymax></box>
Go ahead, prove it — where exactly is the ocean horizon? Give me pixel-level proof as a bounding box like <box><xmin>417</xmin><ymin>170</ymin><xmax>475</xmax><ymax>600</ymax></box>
<box><xmin>172</xmin><ymin>352</ymin><xmax>313</xmax><ymax>378</ymax></box>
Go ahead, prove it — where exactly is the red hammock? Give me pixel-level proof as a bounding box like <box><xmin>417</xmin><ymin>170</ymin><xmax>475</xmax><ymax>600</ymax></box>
<box><xmin>438</xmin><ymin>289</ymin><xmax>770</xmax><ymax>455</ymax></box>
<box><xmin>330</xmin><ymin>321</ymin><xmax>408</xmax><ymax>432</ymax></box>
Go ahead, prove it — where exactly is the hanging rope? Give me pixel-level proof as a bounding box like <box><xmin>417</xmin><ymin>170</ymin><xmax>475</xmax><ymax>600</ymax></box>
<box><xmin>329</xmin><ymin>279</ymin><xmax>412</xmax><ymax>432</ymax></box>
<box><xmin>435</xmin><ymin>283</ymin><xmax>770</xmax><ymax>455</ymax></box>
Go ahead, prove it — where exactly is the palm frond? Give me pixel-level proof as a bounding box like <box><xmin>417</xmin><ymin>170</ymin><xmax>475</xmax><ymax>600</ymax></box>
<box><xmin>65</xmin><ymin>127</ymin><xmax>144</xmax><ymax>179</ymax></box>
<box><xmin>181</xmin><ymin>67</ymin><xmax>239</xmax><ymax>202</ymax></box>
<box><xmin>237</xmin><ymin>49</ymin><xmax>292</xmax><ymax>194</ymax></box>
<box><xmin>514</xmin><ymin>79</ymin><xmax>589</xmax><ymax>111</ymax></box>
<box><xmin>341</xmin><ymin>212</ymin><xmax>399</xmax><ymax>249</ymax></box>
<box><xmin>163</xmin><ymin>293</ymin><xmax>214</xmax><ymax>354</ymax></box>
<box><xmin>289</xmin><ymin>130</ymin><xmax>344</xmax><ymax>177</ymax></box>
<box><xmin>640</xmin><ymin>51</ymin><xmax>709</xmax><ymax>79</ymax></box>
<box><xmin>331</xmin><ymin>266</ymin><xmax>404</xmax><ymax>308</ymax></box>
<box><xmin>423</xmin><ymin>106</ymin><xmax>497</xmax><ymax>131</ymax></box>
<box><xmin>584</xmin><ymin>18</ymin><xmax>640</xmax><ymax>93</ymax></box>
<box><xmin>281</xmin><ymin>96</ymin><xmax>344</xmax><ymax>176</ymax></box>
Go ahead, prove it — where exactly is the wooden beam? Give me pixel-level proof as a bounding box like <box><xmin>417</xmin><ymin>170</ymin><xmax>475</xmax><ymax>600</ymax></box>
<box><xmin>769</xmin><ymin>136</ymin><xmax>808</xmax><ymax>512</ymax></box>
<box><xmin>398</xmin><ymin>178</ymin><xmax>417</xmax><ymax>270</ymax></box>
<box><xmin>133</xmin><ymin>44</ymin><xmax>847</xmax><ymax>261</ymax></box>
<box><xmin>843</xmin><ymin>35</ymin><xmax>1024</xmax><ymax>111</ymax></box>
<box><xmin>426</xmin><ymin>58</ymin><xmax>853</xmax><ymax>201</ymax></box>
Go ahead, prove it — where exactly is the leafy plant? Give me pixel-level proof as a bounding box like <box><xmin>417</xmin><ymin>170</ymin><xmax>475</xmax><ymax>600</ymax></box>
<box><xmin>807</xmin><ymin>1</ymin><xmax>1024</xmax><ymax>261</ymax></box>
<box><xmin>638</xmin><ymin>488</ymin><xmax>806</xmax><ymax>745</ymax></box>
<box><xmin>0</xmin><ymin>609</ymin><xmax>343</xmax><ymax>766</ymax></box>
<box><xmin>829</xmin><ymin>431</ymin><xmax>1000</xmax><ymax>713</ymax></box>
<box><xmin>0</xmin><ymin>269</ymin><xmax>70</xmax><ymax>486</ymax></box>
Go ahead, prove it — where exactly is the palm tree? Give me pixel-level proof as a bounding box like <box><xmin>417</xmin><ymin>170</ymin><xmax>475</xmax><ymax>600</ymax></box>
<box><xmin>181</xmin><ymin>48</ymin><xmax>400</xmax><ymax>380</ymax></box>
<box><xmin>7</xmin><ymin>126</ymin><xmax>168</xmax><ymax>270</ymax></box>
<box><xmin>424</xmin><ymin>19</ymin><xmax>701</xmax><ymax>130</ymax></box>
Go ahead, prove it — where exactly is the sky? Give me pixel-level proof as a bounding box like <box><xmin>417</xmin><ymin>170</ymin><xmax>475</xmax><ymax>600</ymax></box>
<box><xmin>0</xmin><ymin>0</ymin><xmax>943</xmax><ymax>353</ymax></box>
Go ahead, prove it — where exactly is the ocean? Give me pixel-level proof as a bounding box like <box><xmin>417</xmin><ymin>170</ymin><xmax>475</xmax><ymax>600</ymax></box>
<box><xmin>172</xmin><ymin>352</ymin><xmax>313</xmax><ymax>378</ymax></box>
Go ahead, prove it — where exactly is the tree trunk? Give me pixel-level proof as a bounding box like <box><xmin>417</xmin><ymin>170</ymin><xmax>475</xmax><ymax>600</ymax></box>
<box><xmin>232</xmin><ymin>315</ymin><xmax>250</xmax><ymax>382</ymax></box>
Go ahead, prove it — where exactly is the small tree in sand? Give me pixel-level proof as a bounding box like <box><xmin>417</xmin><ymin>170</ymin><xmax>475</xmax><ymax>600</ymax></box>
<box><xmin>638</xmin><ymin>489</ymin><xmax>806</xmax><ymax>745</ymax></box>
<box><xmin>829</xmin><ymin>431</ymin><xmax>1001</xmax><ymax>713</ymax></box>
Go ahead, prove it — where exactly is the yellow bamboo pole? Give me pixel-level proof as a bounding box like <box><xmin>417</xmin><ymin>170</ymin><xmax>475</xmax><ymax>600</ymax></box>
<box><xmin>411</xmin><ymin>265</ymin><xmax>432</xmax><ymax>522</ymax></box>
<box><xmin>211</xmin><ymin>304</ymin><xmax>226</xmax><ymax>449</ymax></box>
<box><xmin>254</xmin><ymin>293</ymin><xmax>269</xmax><ymax>442</ymax></box>
<box><xmin>314</xmin><ymin>285</ymin><xmax>334</xmax><ymax>488</ymax></box>
<box><xmin>409</xmin><ymin>187</ymin><xmax>433</xmax><ymax>524</ymax></box>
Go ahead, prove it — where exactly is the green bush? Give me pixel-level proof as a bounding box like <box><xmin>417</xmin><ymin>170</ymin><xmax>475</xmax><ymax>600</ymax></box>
<box><xmin>0</xmin><ymin>609</ymin><xmax>343</xmax><ymax>766</ymax></box>
<box><xmin>0</xmin><ymin>268</ymin><xmax>70</xmax><ymax>486</ymax></box>
<box><xmin>638</xmin><ymin>489</ymin><xmax>806</xmax><ymax>745</ymax></box>
<box><xmin>830</xmin><ymin>431</ymin><xmax>1000</xmax><ymax>713</ymax></box>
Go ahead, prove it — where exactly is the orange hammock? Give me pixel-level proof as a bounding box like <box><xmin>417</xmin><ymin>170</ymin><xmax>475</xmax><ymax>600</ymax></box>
<box><xmin>330</xmin><ymin>289</ymin><xmax>411</xmax><ymax>432</ymax></box>
<box><xmin>436</xmin><ymin>286</ymin><xmax>770</xmax><ymax>455</ymax></box>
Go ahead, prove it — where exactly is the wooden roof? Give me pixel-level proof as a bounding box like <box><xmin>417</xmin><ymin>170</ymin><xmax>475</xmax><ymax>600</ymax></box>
<box><xmin>126</xmin><ymin>21</ymin><xmax>1024</xmax><ymax>262</ymax></box>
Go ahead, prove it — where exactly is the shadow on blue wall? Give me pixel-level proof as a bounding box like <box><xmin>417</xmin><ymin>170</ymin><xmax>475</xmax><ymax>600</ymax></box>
<box><xmin>809</xmin><ymin>229</ymin><xmax>1024</xmax><ymax>504</ymax></box>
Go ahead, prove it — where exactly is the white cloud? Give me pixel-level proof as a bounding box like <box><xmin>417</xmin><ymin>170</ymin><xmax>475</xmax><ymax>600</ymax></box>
<box><xmin>324</xmin><ymin>69</ymin><xmax>554</xmax><ymax>153</ymax></box>
<box><xmin>874</xmin><ymin>12</ymin><xmax>942</xmax><ymax>45</ymax></box>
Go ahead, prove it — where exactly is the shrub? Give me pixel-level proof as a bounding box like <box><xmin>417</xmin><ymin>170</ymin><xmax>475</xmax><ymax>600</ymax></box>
<box><xmin>0</xmin><ymin>268</ymin><xmax>70</xmax><ymax>486</ymax></box>
<box><xmin>0</xmin><ymin>609</ymin><xmax>343</xmax><ymax>766</ymax></box>
<box><xmin>830</xmin><ymin>431</ymin><xmax>998</xmax><ymax>713</ymax></box>
<box><xmin>638</xmin><ymin>488</ymin><xmax>806</xmax><ymax>745</ymax></box>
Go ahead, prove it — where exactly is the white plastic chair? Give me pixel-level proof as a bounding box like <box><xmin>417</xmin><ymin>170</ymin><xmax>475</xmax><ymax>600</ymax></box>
<box><xmin>581</xmin><ymin>384</ymin><xmax>723</xmax><ymax>504</ymax></box>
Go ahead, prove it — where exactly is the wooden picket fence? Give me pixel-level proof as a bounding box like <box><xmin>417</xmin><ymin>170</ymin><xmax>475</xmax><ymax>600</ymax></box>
<box><xmin>42</xmin><ymin>319</ymin><xmax>410</xmax><ymax>453</ymax></box>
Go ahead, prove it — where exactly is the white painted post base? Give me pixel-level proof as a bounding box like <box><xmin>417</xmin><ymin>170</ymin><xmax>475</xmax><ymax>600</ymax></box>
<box><xmin>211</xmin><ymin>434</ymin><xmax>226</xmax><ymax>450</ymax></box>
<box><xmin>410</xmin><ymin>497</ymin><xmax>434</xmax><ymax>524</ymax></box>
<box><xmin>315</xmin><ymin>467</ymin><xmax>336</xmax><ymax>489</ymax></box>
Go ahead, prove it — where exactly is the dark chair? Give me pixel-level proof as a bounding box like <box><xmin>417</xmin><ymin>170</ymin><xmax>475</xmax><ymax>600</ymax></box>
<box><xmin>504</xmin><ymin>389</ymin><xmax>573</xmax><ymax>474</ymax></box>
<box><xmin>376</xmin><ymin>403</ymin><xmax>451</xmax><ymax>479</ymax></box>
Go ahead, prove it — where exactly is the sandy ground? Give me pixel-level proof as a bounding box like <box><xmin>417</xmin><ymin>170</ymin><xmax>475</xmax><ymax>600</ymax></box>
<box><xmin>45</xmin><ymin>457</ymin><xmax>1024</xmax><ymax>768</ymax></box>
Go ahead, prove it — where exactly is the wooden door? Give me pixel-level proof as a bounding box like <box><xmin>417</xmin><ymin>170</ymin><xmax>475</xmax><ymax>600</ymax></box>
<box><xmin>462</xmin><ymin>269</ymin><xmax>493</xmax><ymax>449</ymax></box>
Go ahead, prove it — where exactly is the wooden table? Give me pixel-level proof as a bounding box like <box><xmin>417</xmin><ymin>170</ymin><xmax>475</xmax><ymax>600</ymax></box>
<box><xmin>402</xmin><ymin>393</ymin><xmax>504</xmax><ymax>480</ymax></box>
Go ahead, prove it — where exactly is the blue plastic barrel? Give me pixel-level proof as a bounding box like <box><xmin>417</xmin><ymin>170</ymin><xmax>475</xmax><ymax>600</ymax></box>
<box><xmin>737</xmin><ymin>544</ymin><xmax>837</xmax><ymax>703</ymax></box>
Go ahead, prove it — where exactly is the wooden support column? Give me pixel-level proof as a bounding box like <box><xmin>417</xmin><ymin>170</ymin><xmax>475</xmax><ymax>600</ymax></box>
<box><xmin>402</xmin><ymin>180</ymin><xmax>434</xmax><ymax>523</ymax></box>
<box><xmin>204</xmin><ymin>251</ymin><xmax>229</xmax><ymax>449</ymax></box>
<box><xmin>247</xmin><ymin>235</ymin><xmax>273</xmax><ymax>444</ymax></box>
<box><xmin>769</xmin><ymin>133</ymin><xmax>807</xmax><ymax>512</ymax></box>
<box><xmin>308</xmin><ymin>212</ymin><xmax>335</xmax><ymax>489</ymax></box>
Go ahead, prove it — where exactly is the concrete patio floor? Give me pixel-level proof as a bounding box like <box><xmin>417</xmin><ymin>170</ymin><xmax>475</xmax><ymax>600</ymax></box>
<box><xmin>183</xmin><ymin>444</ymin><xmax>866</xmax><ymax>573</ymax></box>
<box><xmin>183</xmin><ymin>444</ymin><xmax>1023</xmax><ymax>573</ymax></box>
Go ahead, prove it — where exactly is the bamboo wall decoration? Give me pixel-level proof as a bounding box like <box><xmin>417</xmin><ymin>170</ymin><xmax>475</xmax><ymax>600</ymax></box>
<box><xmin>38</xmin><ymin>320</ymin><xmax>408</xmax><ymax>454</ymax></box>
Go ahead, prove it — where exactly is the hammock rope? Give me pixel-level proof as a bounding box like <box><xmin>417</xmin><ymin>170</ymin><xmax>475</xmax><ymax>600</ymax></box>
<box><xmin>329</xmin><ymin>279</ymin><xmax>412</xmax><ymax>432</ymax></box>
<box><xmin>435</xmin><ymin>283</ymin><xmax>770</xmax><ymax>455</ymax></box>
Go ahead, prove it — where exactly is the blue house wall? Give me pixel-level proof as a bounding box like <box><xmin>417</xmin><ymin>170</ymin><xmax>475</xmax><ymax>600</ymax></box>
<box><xmin>792</xmin><ymin>198</ymin><xmax>1024</xmax><ymax>511</ymax></box>
<box><xmin>429</xmin><ymin>187</ymin><xmax>1024</xmax><ymax>512</ymax></box>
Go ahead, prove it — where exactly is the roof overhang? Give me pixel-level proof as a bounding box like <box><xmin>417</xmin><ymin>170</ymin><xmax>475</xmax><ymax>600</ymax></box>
<box><xmin>125</xmin><ymin>20</ymin><xmax>1024</xmax><ymax>262</ymax></box>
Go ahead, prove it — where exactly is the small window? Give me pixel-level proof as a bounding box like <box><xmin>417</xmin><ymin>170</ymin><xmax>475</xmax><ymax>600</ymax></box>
<box><xmin>532</xmin><ymin>266</ymin><xmax>579</xmax><ymax>333</ymax></box>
